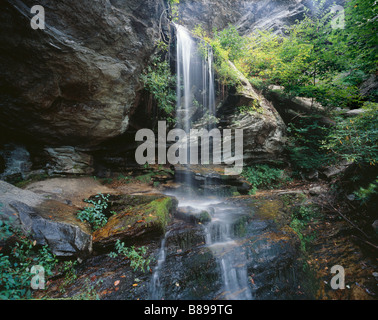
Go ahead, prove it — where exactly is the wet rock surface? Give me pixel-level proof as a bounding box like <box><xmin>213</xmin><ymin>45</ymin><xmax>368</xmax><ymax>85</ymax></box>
<box><xmin>92</xmin><ymin>194</ymin><xmax>178</xmax><ymax>250</ymax></box>
<box><xmin>0</xmin><ymin>180</ymin><xmax>92</xmax><ymax>257</ymax></box>
<box><xmin>42</xmin><ymin>189</ymin><xmax>310</xmax><ymax>300</ymax></box>
<box><xmin>21</xmin><ymin>175</ymin><xmax>377</xmax><ymax>300</ymax></box>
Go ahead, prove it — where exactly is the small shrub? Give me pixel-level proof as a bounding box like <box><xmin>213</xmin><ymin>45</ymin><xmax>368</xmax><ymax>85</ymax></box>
<box><xmin>354</xmin><ymin>176</ymin><xmax>378</xmax><ymax>204</ymax></box>
<box><xmin>108</xmin><ymin>240</ymin><xmax>153</xmax><ymax>273</ymax></box>
<box><xmin>0</xmin><ymin>221</ymin><xmax>57</xmax><ymax>299</ymax></box>
<box><xmin>323</xmin><ymin>102</ymin><xmax>378</xmax><ymax>166</ymax></box>
<box><xmin>241</xmin><ymin>164</ymin><xmax>290</xmax><ymax>192</ymax></box>
<box><xmin>58</xmin><ymin>260</ymin><xmax>78</xmax><ymax>293</ymax></box>
<box><xmin>140</xmin><ymin>56</ymin><xmax>177</xmax><ymax>124</ymax></box>
<box><xmin>286</xmin><ymin>115</ymin><xmax>334</xmax><ymax>173</ymax></box>
<box><xmin>77</xmin><ymin>194</ymin><xmax>111</xmax><ymax>231</ymax></box>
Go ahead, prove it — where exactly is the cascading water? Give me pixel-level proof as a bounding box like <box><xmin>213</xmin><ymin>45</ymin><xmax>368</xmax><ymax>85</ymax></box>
<box><xmin>204</xmin><ymin>205</ymin><xmax>252</xmax><ymax>300</ymax></box>
<box><xmin>149</xmin><ymin>24</ymin><xmax>252</xmax><ymax>300</ymax></box>
<box><xmin>149</xmin><ymin>231</ymin><xmax>170</xmax><ymax>300</ymax></box>
<box><xmin>175</xmin><ymin>24</ymin><xmax>216</xmax><ymax>133</ymax></box>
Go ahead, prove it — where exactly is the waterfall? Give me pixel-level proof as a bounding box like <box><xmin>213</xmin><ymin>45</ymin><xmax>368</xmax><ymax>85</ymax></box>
<box><xmin>204</xmin><ymin>205</ymin><xmax>253</xmax><ymax>300</ymax></box>
<box><xmin>149</xmin><ymin>24</ymin><xmax>252</xmax><ymax>300</ymax></box>
<box><xmin>175</xmin><ymin>24</ymin><xmax>216</xmax><ymax>134</ymax></box>
<box><xmin>149</xmin><ymin>231</ymin><xmax>170</xmax><ymax>300</ymax></box>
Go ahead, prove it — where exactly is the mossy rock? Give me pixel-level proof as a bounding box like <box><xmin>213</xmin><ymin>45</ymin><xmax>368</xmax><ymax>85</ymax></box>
<box><xmin>92</xmin><ymin>194</ymin><xmax>177</xmax><ymax>249</ymax></box>
<box><xmin>175</xmin><ymin>206</ymin><xmax>212</xmax><ymax>225</ymax></box>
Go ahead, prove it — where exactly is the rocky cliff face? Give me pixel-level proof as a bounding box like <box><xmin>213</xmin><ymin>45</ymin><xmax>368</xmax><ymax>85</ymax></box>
<box><xmin>0</xmin><ymin>0</ymin><xmax>168</xmax><ymax>149</ymax></box>
<box><xmin>176</xmin><ymin>0</ymin><xmax>345</xmax><ymax>35</ymax></box>
<box><xmin>0</xmin><ymin>0</ymin><xmax>332</xmax><ymax>175</ymax></box>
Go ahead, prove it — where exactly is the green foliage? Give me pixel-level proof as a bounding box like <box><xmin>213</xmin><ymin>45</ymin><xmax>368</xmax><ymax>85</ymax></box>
<box><xmin>70</xmin><ymin>278</ymin><xmax>100</xmax><ymax>300</ymax></box>
<box><xmin>57</xmin><ymin>260</ymin><xmax>78</xmax><ymax>293</ymax></box>
<box><xmin>202</xmin><ymin>0</ymin><xmax>376</xmax><ymax>109</ymax></box>
<box><xmin>342</xmin><ymin>0</ymin><xmax>378</xmax><ymax>74</ymax></box>
<box><xmin>213</xmin><ymin>24</ymin><xmax>246</xmax><ymax>61</ymax></box>
<box><xmin>238</xmin><ymin>105</ymin><xmax>263</xmax><ymax>115</ymax></box>
<box><xmin>193</xmin><ymin>24</ymin><xmax>241</xmax><ymax>87</ymax></box>
<box><xmin>140</xmin><ymin>56</ymin><xmax>177</xmax><ymax>124</ymax></box>
<box><xmin>0</xmin><ymin>222</ymin><xmax>58</xmax><ymax>299</ymax></box>
<box><xmin>0</xmin><ymin>215</ymin><xmax>13</xmax><ymax>242</ymax></box>
<box><xmin>289</xmin><ymin>204</ymin><xmax>319</xmax><ymax>252</ymax></box>
<box><xmin>286</xmin><ymin>115</ymin><xmax>335</xmax><ymax>172</ymax></box>
<box><xmin>169</xmin><ymin>0</ymin><xmax>180</xmax><ymax>22</ymax></box>
<box><xmin>354</xmin><ymin>176</ymin><xmax>378</xmax><ymax>204</ymax></box>
<box><xmin>108</xmin><ymin>240</ymin><xmax>152</xmax><ymax>273</ymax></box>
<box><xmin>241</xmin><ymin>165</ymin><xmax>290</xmax><ymax>194</ymax></box>
<box><xmin>323</xmin><ymin>102</ymin><xmax>378</xmax><ymax>165</ymax></box>
<box><xmin>77</xmin><ymin>193</ymin><xmax>111</xmax><ymax>231</ymax></box>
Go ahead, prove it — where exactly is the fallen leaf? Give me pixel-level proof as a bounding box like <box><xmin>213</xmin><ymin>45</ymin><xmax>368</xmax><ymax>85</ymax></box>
<box><xmin>115</xmin><ymin>287</ymin><xmax>119</xmax><ymax>291</ymax></box>
<box><xmin>114</xmin><ymin>280</ymin><xmax>120</xmax><ymax>286</ymax></box>
<box><xmin>132</xmin><ymin>284</ymin><xmax>138</xmax><ymax>287</ymax></box>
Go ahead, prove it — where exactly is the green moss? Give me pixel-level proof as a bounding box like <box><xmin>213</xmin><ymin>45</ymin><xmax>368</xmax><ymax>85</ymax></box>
<box><xmin>144</xmin><ymin>197</ymin><xmax>174</xmax><ymax>232</ymax></box>
<box><xmin>198</xmin><ymin>210</ymin><xmax>212</xmax><ymax>224</ymax></box>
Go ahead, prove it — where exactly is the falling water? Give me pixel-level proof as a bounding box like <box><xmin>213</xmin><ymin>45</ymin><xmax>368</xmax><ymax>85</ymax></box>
<box><xmin>175</xmin><ymin>24</ymin><xmax>216</xmax><ymax>133</ymax></box>
<box><xmin>204</xmin><ymin>204</ymin><xmax>253</xmax><ymax>300</ymax></box>
<box><xmin>149</xmin><ymin>231</ymin><xmax>170</xmax><ymax>300</ymax></box>
<box><xmin>149</xmin><ymin>24</ymin><xmax>251</xmax><ymax>300</ymax></box>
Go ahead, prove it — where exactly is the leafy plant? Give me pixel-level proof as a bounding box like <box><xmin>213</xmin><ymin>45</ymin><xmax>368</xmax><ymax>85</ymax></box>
<box><xmin>289</xmin><ymin>204</ymin><xmax>319</xmax><ymax>252</ymax></box>
<box><xmin>238</xmin><ymin>105</ymin><xmax>263</xmax><ymax>115</ymax></box>
<box><xmin>57</xmin><ymin>260</ymin><xmax>78</xmax><ymax>293</ymax></box>
<box><xmin>169</xmin><ymin>0</ymin><xmax>180</xmax><ymax>22</ymax></box>
<box><xmin>0</xmin><ymin>221</ymin><xmax>58</xmax><ymax>299</ymax></box>
<box><xmin>286</xmin><ymin>115</ymin><xmax>335</xmax><ymax>173</ymax></box>
<box><xmin>354</xmin><ymin>176</ymin><xmax>378</xmax><ymax>204</ymax></box>
<box><xmin>77</xmin><ymin>194</ymin><xmax>112</xmax><ymax>231</ymax></box>
<box><xmin>323</xmin><ymin>102</ymin><xmax>378</xmax><ymax>165</ymax></box>
<box><xmin>108</xmin><ymin>240</ymin><xmax>152</xmax><ymax>273</ymax></box>
<box><xmin>140</xmin><ymin>56</ymin><xmax>177</xmax><ymax>124</ymax></box>
<box><xmin>241</xmin><ymin>164</ymin><xmax>290</xmax><ymax>194</ymax></box>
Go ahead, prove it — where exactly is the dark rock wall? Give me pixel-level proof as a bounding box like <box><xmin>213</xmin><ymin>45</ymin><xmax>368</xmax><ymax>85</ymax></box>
<box><xmin>0</xmin><ymin>0</ymin><xmax>169</xmax><ymax>148</ymax></box>
<box><xmin>176</xmin><ymin>0</ymin><xmax>345</xmax><ymax>35</ymax></box>
<box><xmin>0</xmin><ymin>0</ymin><xmax>346</xmax><ymax>174</ymax></box>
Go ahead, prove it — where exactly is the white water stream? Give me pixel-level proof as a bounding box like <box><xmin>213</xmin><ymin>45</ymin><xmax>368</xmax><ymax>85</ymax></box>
<box><xmin>149</xmin><ymin>25</ymin><xmax>251</xmax><ymax>300</ymax></box>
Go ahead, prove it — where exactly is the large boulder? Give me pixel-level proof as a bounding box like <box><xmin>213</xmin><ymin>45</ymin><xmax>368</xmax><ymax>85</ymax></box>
<box><xmin>0</xmin><ymin>180</ymin><xmax>92</xmax><ymax>257</ymax></box>
<box><xmin>0</xmin><ymin>0</ymin><xmax>168</xmax><ymax>148</ymax></box>
<box><xmin>92</xmin><ymin>194</ymin><xmax>178</xmax><ymax>249</ymax></box>
<box><xmin>217</xmin><ymin>62</ymin><xmax>286</xmax><ymax>164</ymax></box>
